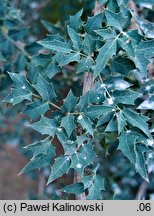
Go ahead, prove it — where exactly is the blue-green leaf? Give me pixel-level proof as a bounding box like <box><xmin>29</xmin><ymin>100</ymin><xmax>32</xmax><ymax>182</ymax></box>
<box><xmin>122</xmin><ymin>109</ymin><xmax>151</xmax><ymax>138</ymax></box>
<box><xmin>47</xmin><ymin>155</ymin><xmax>71</xmax><ymax>184</ymax></box>
<box><xmin>86</xmin><ymin>105</ymin><xmax>113</xmax><ymax>119</ymax></box>
<box><xmin>38</xmin><ymin>39</ymin><xmax>72</xmax><ymax>53</ymax></box>
<box><xmin>59</xmin><ymin>52</ymin><xmax>80</xmax><ymax>66</ymax></box>
<box><xmin>85</xmin><ymin>13</ymin><xmax>103</xmax><ymax>34</ymax></box>
<box><xmin>5</xmin><ymin>73</ymin><xmax>32</xmax><ymax>105</ymax></box>
<box><xmin>94</xmin><ymin>39</ymin><xmax>117</xmax><ymax>78</ymax></box>
<box><xmin>69</xmin><ymin>9</ymin><xmax>83</xmax><ymax>32</ymax></box>
<box><xmin>62</xmin><ymin>90</ymin><xmax>78</xmax><ymax>112</ymax></box>
<box><xmin>34</xmin><ymin>75</ymin><xmax>56</xmax><ymax>102</ymax></box>
<box><xmin>20</xmin><ymin>138</ymin><xmax>55</xmax><ymax>174</ymax></box>
<box><xmin>61</xmin><ymin>114</ymin><xmax>76</xmax><ymax>137</ymax></box>
<box><xmin>61</xmin><ymin>183</ymin><xmax>84</xmax><ymax>195</ymax></box>
<box><xmin>113</xmin><ymin>90</ymin><xmax>140</xmax><ymax>105</ymax></box>
<box><xmin>77</xmin><ymin>114</ymin><xmax>93</xmax><ymax>136</ymax></box>
<box><xmin>24</xmin><ymin>100</ymin><xmax>50</xmax><ymax>120</ymax></box>
<box><xmin>31</xmin><ymin>116</ymin><xmax>58</xmax><ymax>137</ymax></box>
<box><xmin>131</xmin><ymin>11</ymin><xmax>154</xmax><ymax>39</ymax></box>
<box><xmin>95</xmin><ymin>28</ymin><xmax>117</xmax><ymax>40</ymax></box>
<box><xmin>67</xmin><ymin>26</ymin><xmax>81</xmax><ymax>51</ymax></box>
<box><xmin>71</xmin><ymin>142</ymin><xmax>96</xmax><ymax>175</ymax></box>
<box><xmin>86</xmin><ymin>175</ymin><xmax>105</xmax><ymax>200</ymax></box>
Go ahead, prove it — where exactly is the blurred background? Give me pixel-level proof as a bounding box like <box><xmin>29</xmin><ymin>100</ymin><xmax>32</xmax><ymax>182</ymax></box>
<box><xmin>0</xmin><ymin>0</ymin><xmax>154</xmax><ymax>200</ymax></box>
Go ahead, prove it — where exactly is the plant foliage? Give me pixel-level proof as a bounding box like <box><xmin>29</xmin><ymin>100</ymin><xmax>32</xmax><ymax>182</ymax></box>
<box><xmin>4</xmin><ymin>0</ymin><xmax>154</xmax><ymax>199</ymax></box>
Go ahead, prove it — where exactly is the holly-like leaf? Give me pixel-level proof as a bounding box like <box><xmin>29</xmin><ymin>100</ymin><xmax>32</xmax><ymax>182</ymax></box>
<box><xmin>24</xmin><ymin>100</ymin><xmax>50</xmax><ymax>120</ymax></box>
<box><xmin>77</xmin><ymin>91</ymin><xmax>90</xmax><ymax>112</ymax></box>
<box><xmin>31</xmin><ymin>116</ymin><xmax>58</xmax><ymax>137</ymax></box>
<box><xmin>61</xmin><ymin>114</ymin><xmax>76</xmax><ymax>137</ymax></box>
<box><xmin>62</xmin><ymin>90</ymin><xmax>78</xmax><ymax>112</ymax></box>
<box><xmin>61</xmin><ymin>183</ymin><xmax>84</xmax><ymax>195</ymax></box>
<box><xmin>118</xmin><ymin>131</ymin><xmax>149</xmax><ymax>180</ymax></box>
<box><xmin>59</xmin><ymin>52</ymin><xmax>80</xmax><ymax>66</ymax></box>
<box><xmin>86</xmin><ymin>175</ymin><xmax>105</xmax><ymax>200</ymax></box>
<box><xmin>135</xmin><ymin>144</ymin><xmax>149</xmax><ymax>181</ymax></box>
<box><xmin>57</xmin><ymin>132</ymin><xmax>77</xmax><ymax>156</ymax></box>
<box><xmin>5</xmin><ymin>73</ymin><xmax>32</xmax><ymax>105</ymax></box>
<box><xmin>86</xmin><ymin>105</ymin><xmax>113</xmax><ymax>119</ymax></box>
<box><xmin>77</xmin><ymin>114</ymin><xmax>93</xmax><ymax>135</ymax></box>
<box><xmin>105</xmin><ymin>9</ymin><xmax>130</xmax><ymax>31</ymax></box>
<box><xmin>131</xmin><ymin>11</ymin><xmax>154</xmax><ymax>39</ymax></box>
<box><xmin>69</xmin><ymin>9</ymin><xmax>83</xmax><ymax>32</ymax></box>
<box><xmin>67</xmin><ymin>26</ymin><xmax>81</xmax><ymax>51</ymax></box>
<box><xmin>82</xmin><ymin>34</ymin><xmax>96</xmax><ymax>55</ymax></box>
<box><xmin>71</xmin><ymin>142</ymin><xmax>96</xmax><ymax>175</ymax></box>
<box><xmin>94</xmin><ymin>39</ymin><xmax>117</xmax><ymax>78</ymax></box>
<box><xmin>113</xmin><ymin>90</ymin><xmax>140</xmax><ymax>105</ymax></box>
<box><xmin>118</xmin><ymin>36</ymin><xmax>135</xmax><ymax>57</ymax></box>
<box><xmin>85</xmin><ymin>13</ymin><xmax>103</xmax><ymax>34</ymax></box>
<box><xmin>47</xmin><ymin>155</ymin><xmax>71</xmax><ymax>184</ymax></box>
<box><xmin>116</xmin><ymin>111</ymin><xmax>126</xmax><ymax>135</ymax></box>
<box><xmin>77</xmin><ymin>57</ymin><xmax>94</xmax><ymax>73</ymax></box>
<box><xmin>38</xmin><ymin>39</ymin><xmax>72</xmax><ymax>53</ymax></box>
<box><xmin>43</xmin><ymin>60</ymin><xmax>61</xmax><ymax>79</ymax></box>
<box><xmin>20</xmin><ymin>138</ymin><xmax>55</xmax><ymax>174</ymax></box>
<box><xmin>122</xmin><ymin>109</ymin><xmax>151</xmax><ymax>138</ymax></box>
<box><xmin>34</xmin><ymin>74</ymin><xmax>56</xmax><ymax>102</ymax></box>
<box><xmin>118</xmin><ymin>131</ymin><xmax>136</xmax><ymax>164</ymax></box>
<box><xmin>95</xmin><ymin>28</ymin><xmax>117</xmax><ymax>40</ymax></box>
<box><xmin>105</xmin><ymin>116</ymin><xmax>118</xmax><ymax>132</ymax></box>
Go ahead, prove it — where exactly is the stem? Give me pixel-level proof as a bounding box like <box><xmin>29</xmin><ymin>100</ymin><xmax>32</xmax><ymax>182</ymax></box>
<box><xmin>32</xmin><ymin>93</ymin><xmax>61</xmax><ymax>110</ymax></box>
<box><xmin>49</xmin><ymin>102</ymin><xmax>61</xmax><ymax>110</ymax></box>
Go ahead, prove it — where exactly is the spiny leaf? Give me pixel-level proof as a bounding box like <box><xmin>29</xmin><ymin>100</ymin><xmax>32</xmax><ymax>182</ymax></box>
<box><xmin>47</xmin><ymin>155</ymin><xmax>71</xmax><ymax>184</ymax></box>
<box><xmin>77</xmin><ymin>114</ymin><xmax>93</xmax><ymax>136</ymax></box>
<box><xmin>86</xmin><ymin>175</ymin><xmax>105</xmax><ymax>200</ymax></box>
<box><xmin>57</xmin><ymin>132</ymin><xmax>77</xmax><ymax>156</ymax></box>
<box><xmin>61</xmin><ymin>183</ymin><xmax>84</xmax><ymax>195</ymax></box>
<box><xmin>61</xmin><ymin>114</ymin><xmax>76</xmax><ymax>137</ymax></box>
<box><xmin>135</xmin><ymin>144</ymin><xmax>149</xmax><ymax>181</ymax></box>
<box><xmin>95</xmin><ymin>28</ymin><xmax>117</xmax><ymax>40</ymax></box>
<box><xmin>31</xmin><ymin>116</ymin><xmax>58</xmax><ymax>137</ymax></box>
<box><xmin>122</xmin><ymin>109</ymin><xmax>151</xmax><ymax>138</ymax></box>
<box><xmin>86</xmin><ymin>105</ymin><xmax>113</xmax><ymax>119</ymax></box>
<box><xmin>131</xmin><ymin>11</ymin><xmax>154</xmax><ymax>39</ymax></box>
<box><xmin>67</xmin><ymin>26</ymin><xmax>81</xmax><ymax>51</ymax></box>
<box><xmin>62</xmin><ymin>90</ymin><xmax>78</xmax><ymax>112</ymax></box>
<box><xmin>94</xmin><ymin>39</ymin><xmax>117</xmax><ymax>78</ymax></box>
<box><xmin>118</xmin><ymin>131</ymin><xmax>136</xmax><ymax>164</ymax></box>
<box><xmin>137</xmin><ymin>96</ymin><xmax>154</xmax><ymax>110</ymax></box>
<box><xmin>69</xmin><ymin>9</ymin><xmax>83</xmax><ymax>32</ymax></box>
<box><xmin>113</xmin><ymin>90</ymin><xmax>140</xmax><ymax>105</ymax></box>
<box><xmin>24</xmin><ymin>100</ymin><xmax>50</xmax><ymax>120</ymax></box>
<box><xmin>5</xmin><ymin>72</ymin><xmax>32</xmax><ymax>105</ymax></box>
<box><xmin>85</xmin><ymin>13</ymin><xmax>103</xmax><ymax>34</ymax></box>
<box><xmin>20</xmin><ymin>138</ymin><xmax>55</xmax><ymax>174</ymax></box>
<box><xmin>77</xmin><ymin>57</ymin><xmax>94</xmax><ymax>73</ymax></box>
<box><xmin>71</xmin><ymin>142</ymin><xmax>96</xmax><ymax>175</ymax></box>
<box><xmin>82</xmin><ymin>34</ymin><xmax>96</xmax><ymax>55</ymax></box>
<box><xmin>116</xmin><ymin>111</ymin><xmax>126</xmax><ymax>135</ymax></box>
<box><xmin>59</xmin><ymin>52</ymin><xmax>80</xmax><ymax>66</ymax></box>
<box><xmin>77</xmin><ymin>91</ymin><xmax>90</xmax><ymax>112</ymax></box>
<box><xmin>38</xmin><ymin>39</ymin><xmax>72</xmax><ymax>53</ymax></box>
<box><xmin>34</xmin><ymin>74</ymin><xmax>56</xmax><ymax>102</ymax></box>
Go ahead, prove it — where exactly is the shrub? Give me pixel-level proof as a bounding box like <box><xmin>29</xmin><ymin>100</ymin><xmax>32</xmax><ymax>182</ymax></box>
<box><xmin>3</xmin><ymin>0</ymin><xmax>154</xmax><ymax>199</ymax></box>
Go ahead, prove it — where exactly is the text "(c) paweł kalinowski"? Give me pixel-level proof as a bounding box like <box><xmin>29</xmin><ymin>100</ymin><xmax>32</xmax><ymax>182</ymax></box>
<box><xmin>20</xmin><ymin>203</ymin><xmax>104</xmax><ymax>212</ymax></box>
